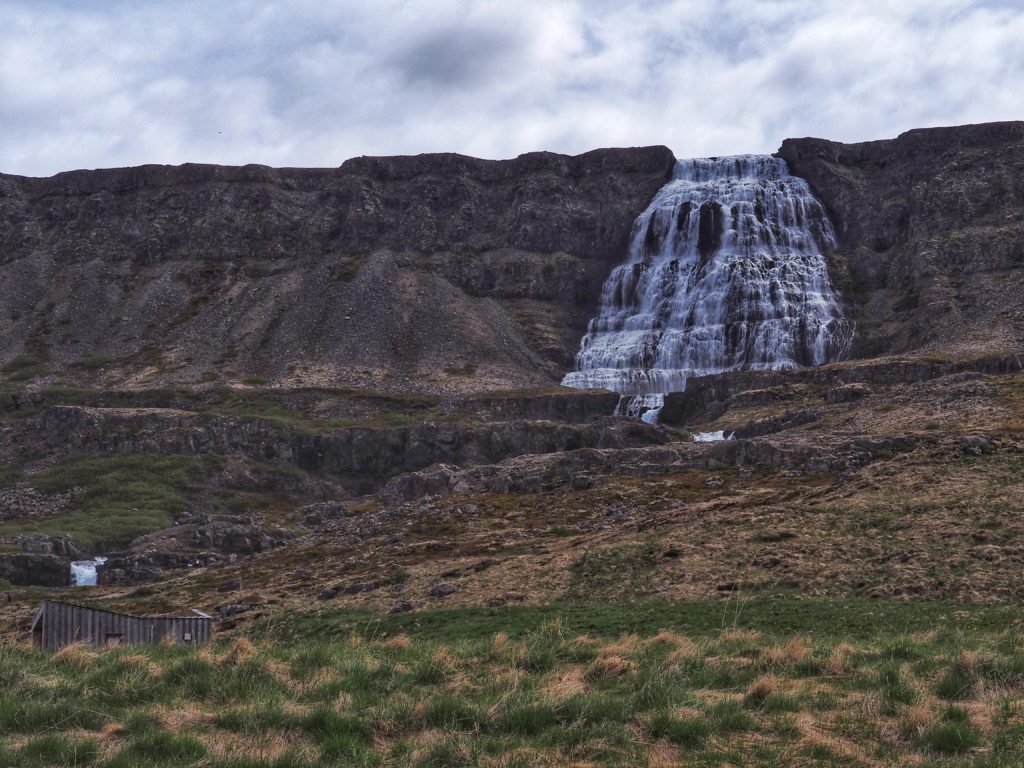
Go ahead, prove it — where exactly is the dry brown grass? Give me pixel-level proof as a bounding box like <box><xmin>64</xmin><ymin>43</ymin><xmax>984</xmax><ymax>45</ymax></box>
<box><xmin>409</xmin><ymin>726</ymin><xmax>448</xmax><ymax>749</ymax></box>
<box><xmin>718</xmin><ymin>628</ymin><xmax>763</xmax><ymax>644</ymax></box>
<box><xmin>598</xmin><ymin>634</ymin><xmax>640</xmax><ymax>658</ymax></box>
<box><xmin>281</xmin><ymin>700</ymin><xmax>313</xmax><ymax>718</ymax></box>
<box><xmin>646</xmin><ymin>741</ymin><xmax>684</xmax><ymax>768</ymax></box>
<box><xmin>489</xmin><ymin>631</ymin><xmax>512</xmax><ymax>663</ymax></box>
<box><xmin>115</xmin><ymin>653</ymin><xmax>163</xmax><ymax>679</ymax></box>
<box><xmin>645</xmin><ymin>629</ymin><xmax>700</xmax><ymax>659</ymax></box>
<box><xmin>219</xmin><ymin>636</ymin><xmax>257</xmax><ymax>666</ymax></box>
<box><xmin>432</xmin><ymin>645</ymin><xmax>458</xmax><ymax>669</ymax></box>
<box><xmin>827</xmin><ymin>642</ymin><xmax>858</xmax><ymax>675</ymax></box>
<box><xmin>542</xmin><ymin>665</ymin><xmax>588</xmax><ymax>702</ymax></box>
<box><xmin>794</xmin><ymin>712</ymin><xmax>886</xmax><ymax>768</ymax></box>
<box><xmin>98</xmin><ymin>721</ymin><xmax>125</xmax><ymax>742</ymax></box>
<box><xmin>379</xmin><ymin>634</ymin><xmax>412</xmax><ymax>650</ymax></box>
<box><xmin>203</xmin><ymin>730</ymin><xmax>313</xmax><ymax>762</ymax></box>
<box><xmin>900</xmin><ymin>703</ymin><xmax>934</xmax><ymax>740</ymax></box>
<box><xmin>156</xmin><ymin>702</ymin><xmax>215</xmax><ymax>731</ymax></box>
<box><xmin>584</xmin><ymin>654</ymin><xmax>635</xmax><ymax>681</ymax></box>
<box><xmin>745</xmin><ymin>674</ymin><xmax>780</xmax><ymax>706</ymax></box>
<box><xmin>52</xmin><ymin>641</ymin><xmax>97</xmax><ymax>668</ymax></box>
<box><xmin>763</xmin><ymin>635</ymin><xmax>811</xmax><ymax>667</ymax></box>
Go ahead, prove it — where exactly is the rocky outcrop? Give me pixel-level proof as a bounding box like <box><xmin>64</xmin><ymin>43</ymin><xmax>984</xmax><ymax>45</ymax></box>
<box><xmin>825</xmin><ymin>383</ymin><xmax>872</xmax><ymax>404</ymax></box>
<box><xmin>731</xmin><ymin>410</ymin><xmax>821</xmax><ymax>439</ymax></box>
<box><xmin>22</xmin><ymin>406</ymin><xmax>679</xmax><ymax>492</ymax></box>
<box><xmin>0</xmin><ymin>147</ymin><xmax>675</xmax><ymax>392</ymax></box>
<box><xmin>16</xmin><ymin>534</ymin><xmax>87</xmax><ymax>559</ymax></box>
<box><xmin>661</xmin><ymin>353</ymin><xmax>1024</xmax><ymax>426</ymax></box>
<box><xmin>3</xmin><ymin>123</ymin><xmax>1023</xmax><ymax>389</ymax></box>
<box><xmin>0</xmin><ymin>485</ymin><xmax>74</xmax><ymax>521</ymax></box>
<box><xmin>778</xmin><ymin>122</ymin><xmax>1024</xmax><ymax>358</ymax></box>
<box><xmin>452</xmin><ymin>389</ymin><xmax>619</xmax><ymax>423</ymax></box>
<box><xmin>0</xmin><ymin>535</ymin><xmax>91</xmax><ymax>587</ymax></box>
<box><xmin>374</xmin><ymin>431</ymin><xmax>1010</xmax><ymax>506</ymax></box>
<box><xmin>98</xmin><ymin>514</ymin><xmax>290</xmax><ymax>585</ymax></box>
<box><xmin>0</xmin><ymin>553</ymin><xmax>70</xmax><ymax>587</ymax></box>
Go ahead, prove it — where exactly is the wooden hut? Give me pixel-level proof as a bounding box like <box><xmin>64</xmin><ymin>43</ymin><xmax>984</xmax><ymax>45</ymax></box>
<box><xmin>31</xmin><ymin>600</ymin><xmax>212</xmax><ymax>650</ymax></box>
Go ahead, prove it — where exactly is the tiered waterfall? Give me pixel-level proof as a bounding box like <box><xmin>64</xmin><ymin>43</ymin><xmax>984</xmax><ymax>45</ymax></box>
<box><xmin>562</xmin><ymin>155</ymin><xmax>852</xmax><ymax>421</ymax></box>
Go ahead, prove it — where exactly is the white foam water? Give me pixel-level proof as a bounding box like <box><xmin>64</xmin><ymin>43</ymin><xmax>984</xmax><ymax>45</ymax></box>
<box><xmin>70</xmin><ymin>557</ymin><xmax>107</xmax><ymax>587</ymax></box>
<box><xmin>692</xmin><ymin>430</ymin><xmax>735</xmax><ymax>442</ymax></box>
<box><xmin>562</xmin><ymin>154</ymin><xmax>852</xmax><ymax>419</ymax></box>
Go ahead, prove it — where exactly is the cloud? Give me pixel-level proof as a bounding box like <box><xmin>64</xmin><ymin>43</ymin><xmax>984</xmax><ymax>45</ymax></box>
<box><xmin>0</xmin><ymin>0</ymin><xmax>1021</xmax><ymax>176</ymax></box>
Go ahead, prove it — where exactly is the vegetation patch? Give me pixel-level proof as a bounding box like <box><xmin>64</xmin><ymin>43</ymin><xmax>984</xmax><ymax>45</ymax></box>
<box><xmin>0</xmin><ymin>455</ymin><xmax>206</xmax><ymax>548</ymax></box>
<box><xmin>568</xmin><ymin>541</ymin><xmax>659</xmax><ymax>597</ymax></box>
<box><xmin>1</xmin><ymin>607</ymin><xmax>1021</xmax><ymax>767</ymax></box>
<box><xmin>1</xmin><ymin>353</ymin><xmax>48</xmax><ymax>381</ymax></box>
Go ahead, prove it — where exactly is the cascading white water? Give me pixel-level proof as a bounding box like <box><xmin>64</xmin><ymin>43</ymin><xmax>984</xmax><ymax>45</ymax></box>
<box><xmin>70</xmin><ymin>557</ymin><xmax>107</xmax><ymax>587</ymax></box>
<box><xmin>562</xmin><ymin>154</ymin><xmax>852</xmax><ymax>420</ymax></box>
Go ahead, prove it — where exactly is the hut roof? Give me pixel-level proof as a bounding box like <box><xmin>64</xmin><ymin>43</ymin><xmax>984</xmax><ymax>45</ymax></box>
<box><xmin>33</xmin><ymin>599</ymin><xmax>213</xmax><ymax>627</ymax></box>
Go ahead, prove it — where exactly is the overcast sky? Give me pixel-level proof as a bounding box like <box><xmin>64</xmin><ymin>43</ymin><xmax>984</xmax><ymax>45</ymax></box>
<box><xmin>2</xmin><ymin>0</ymin><xmax>1022</xmax><ymax>176</ymax></box>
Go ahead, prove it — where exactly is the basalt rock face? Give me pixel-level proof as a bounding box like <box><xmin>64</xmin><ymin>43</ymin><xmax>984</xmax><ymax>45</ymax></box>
<box><xmin>17</xmin><ymin>405</ymin><xmax>680</xmax><ymax>494</ymax></box>
<box><xmin>98</xmin><ymin>514</ymin><xmax>291</xmax><ymax>585</ymax></box>
<box><xmin>0</xmin><ymin>553</ymin><xmax>70</xmax><ymax>587</ymax></box>
<box><xmin>778</xmin><ymin>122</ymin><xmax>1024</xmax><ymax>358</ymax></box>
<box><xmin>0</xmin><ymin>147</ymin><xmax>675</xmax><ymax>392</ymax></box>
<box><xmin>660</xmin><ymin>353</ymin><xmax>1024</xmax><ymax>426</ymax></box>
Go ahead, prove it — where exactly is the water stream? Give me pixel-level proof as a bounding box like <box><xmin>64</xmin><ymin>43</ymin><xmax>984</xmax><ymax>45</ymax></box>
<box><xmin>70</xmin><ymin>557</ymin><xmax>107</xmax><ymax>587</ymax></box>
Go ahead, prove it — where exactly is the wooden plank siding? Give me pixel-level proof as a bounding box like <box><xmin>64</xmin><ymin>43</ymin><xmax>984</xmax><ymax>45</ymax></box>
<box><xmin>32</xmin><ymin>601</ymin><xmax>212</xmax><ymax>650</ymax></box>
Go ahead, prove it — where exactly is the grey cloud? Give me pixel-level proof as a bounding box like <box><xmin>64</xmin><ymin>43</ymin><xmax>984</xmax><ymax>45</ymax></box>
<box><xmin>0</xmin><ymin>0</ymin><xmax>1021</xmax><ymax>176</ymax></box>
<box><xmin>388</xmin><ymin>24</ymin><xmax>524</xmax><ymax>87</ymax></box>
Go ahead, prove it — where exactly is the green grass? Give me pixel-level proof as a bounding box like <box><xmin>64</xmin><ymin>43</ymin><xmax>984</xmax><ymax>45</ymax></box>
<box><xmin>568</xmin><ymin>540</ymin><xmax>659</xmax><ymax>597</ymax></box>
<box><xmin>647</xmin><ymin>710</ymin><xmax>712</xmax><ymax>746</ymax></box>
<box><xmin>0</xmin><ymin>450</ymin><xmax>314</xmax><ymax>548</ymax></box>
<box><xmin>443</xmin><ymin>363</ymin><xmax>478</xmax><ymax>377</ymax></box>
<box><xmin>2</xmin><ymin>353</ymin><xmax>49</xmax><ymax>381</ymax></box>
<box><xmin>0</xmin><ymin>462</ymin><xmax>23</xmax><ymax>487</ymax></box>
<box><xmin>0</xmin><ymin>455</ymin><xmax>202</xmax><ymax>548</ymax></box>
<box><xmin>264</xmin><ymin>598</ymin><xmax>1020</xmax><ymax>644</ymax></box>
<box><xmin>70</xmin><ymin>353</ymin><xmax>115</xmax><ymax>372</ymax></box>
<box><xmin>0</xmin><ymin>383</ymin><xmax>446</xmax><ymax>432</ymax></box>
<box><xmin>1</xmin><ymin>602</ymin><xmax>1022</xmax><ymax>767</ymax></box>
<box><xmin>920</xmin><ymin>708</ymin><xmax>982</xmax><ymax>755</ymax></box>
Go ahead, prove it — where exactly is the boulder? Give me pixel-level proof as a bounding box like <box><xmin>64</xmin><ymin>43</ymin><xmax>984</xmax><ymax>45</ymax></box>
<box><xmin>825</xmin><ymin>383</ymin><xmax>872</xmax><ymax>404</ymax></box>
<box><xmin>217</xmin><ymin>577</ymin><xmax>243</xmax><ymax>593</ymax></box>
<box><xmin>427</xmin><ymin>583</ymin><xmax>459</xmax><ymax>598</ymax></box>
<box><xmin>17</xmin><ymin>534</ymin><xmax>87</xmax><ymax>559</ymax></box>
<box><xmin>0</xmin><ymin>553</ymin><xmax>70</xmax><ymax>587</ymax></box>
<box><xmin>216</xmin><ymin>603</ymin><xmax>253</xmax><ymax>620</ymax></box>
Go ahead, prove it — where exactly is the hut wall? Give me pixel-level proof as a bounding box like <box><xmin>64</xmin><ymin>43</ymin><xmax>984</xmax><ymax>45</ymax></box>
<box><xmin>38</xmin><ymin>602</ymin><xmax>211</xmax><ymax>650</ymax></box>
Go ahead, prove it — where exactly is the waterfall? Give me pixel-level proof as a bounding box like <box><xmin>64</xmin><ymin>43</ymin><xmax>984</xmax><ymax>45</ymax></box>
<box><xmin>562</xmin><ymin>155</ymin><xmax>852</xmax><ymax>419</ymax></box>
<box><xmin>70</xmin><ymin>557</ymin><xmax>107</xmax><ymax>587</ymax></box>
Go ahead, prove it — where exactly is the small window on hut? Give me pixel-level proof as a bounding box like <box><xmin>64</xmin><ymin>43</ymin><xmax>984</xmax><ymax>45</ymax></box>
<box><xmin>105</xmin><ymin>633</ymin><xmax>124</xmax><ymax>648</ymax></box>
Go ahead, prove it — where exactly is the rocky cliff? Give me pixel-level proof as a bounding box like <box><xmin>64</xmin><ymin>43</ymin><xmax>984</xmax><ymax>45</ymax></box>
<box><xmin>778</xmin><ymin>121</ymin><xmax>1024</xmax><ymax>358</ymax></box>
<box><xmin>4</xmin><ymin>124</ymin><xmax>1023</xmax><ymax>396</ymax></box>
<box><xmin>0</xmin><ymin>147</ymin><xmax>675</xmax><ymax>393</ymax></box>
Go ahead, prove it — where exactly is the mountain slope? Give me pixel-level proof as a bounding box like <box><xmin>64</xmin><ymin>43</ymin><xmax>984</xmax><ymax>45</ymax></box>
<box><xmin>0</xmin><ymin>147</ymin><xmax>676</xmax><ymax>393</ymax></box>
<box><xmin>779</xmin><ymin>121</ymin><xmax>1024</xmax><ymax>358</ymax></box>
